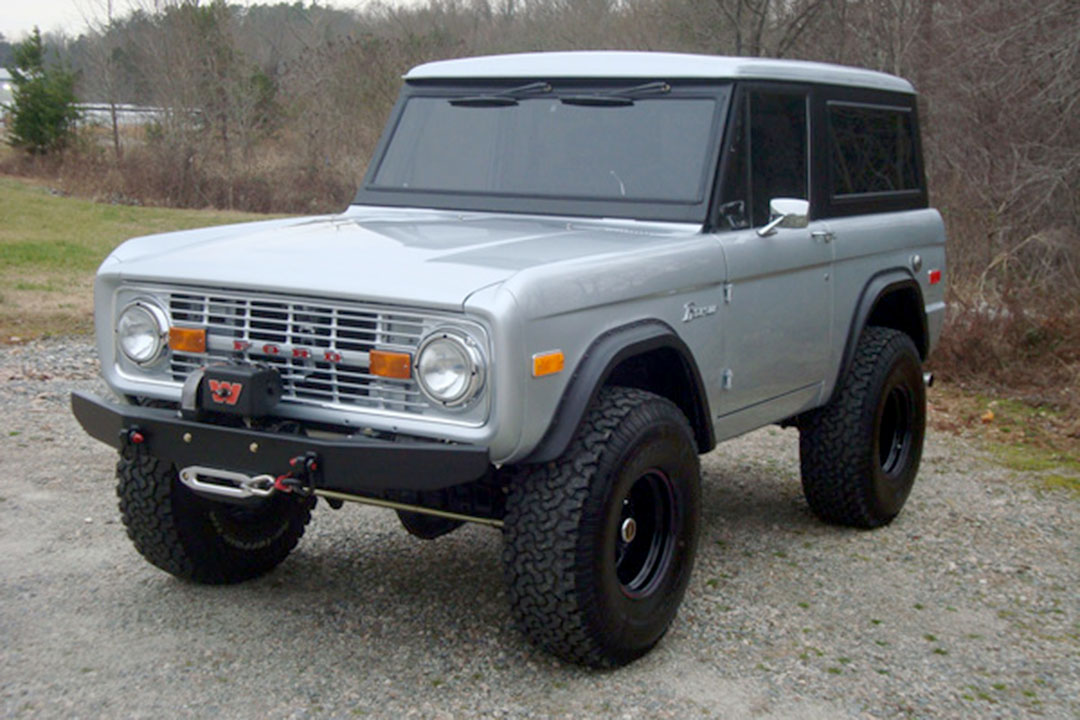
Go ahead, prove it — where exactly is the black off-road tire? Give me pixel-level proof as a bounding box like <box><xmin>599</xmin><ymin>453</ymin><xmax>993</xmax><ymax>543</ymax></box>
<box><xmin>800</xmin><ymin>326</ymin><xmax>926</xmax><ymax>528</ymax></box>
<box><xmin>503</xmin><ymin>387</ymin><xmax>701</xmax><ymax>668</ymax></box>
<box><xmin>116</xmin><ymin>448</ymin><xmax>313</xmax><ymax>584</ymax></box>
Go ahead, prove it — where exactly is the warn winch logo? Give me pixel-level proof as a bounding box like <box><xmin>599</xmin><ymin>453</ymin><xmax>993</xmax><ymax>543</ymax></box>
<box><xmin>208</xmin><ymin>380</ymin><xmax>243</xmax><ymax>406</ymax></box>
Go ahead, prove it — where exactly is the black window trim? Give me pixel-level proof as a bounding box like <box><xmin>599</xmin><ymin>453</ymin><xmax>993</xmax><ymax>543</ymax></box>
<box><xmin>707</xmin><ymin>80</ymin><xmax>813</xmax><ymax>232</ymax></box>
<box><xmin>818</xmin><ymin>88</ymin><xmax>928</xmax><ymax>218</ymax></box>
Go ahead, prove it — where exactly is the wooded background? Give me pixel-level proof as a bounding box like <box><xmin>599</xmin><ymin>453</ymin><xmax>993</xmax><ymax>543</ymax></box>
<box><xmin>3</xmin><ymin>0</ymin><xmax>1078</xmax><ymax>406</ymax></box>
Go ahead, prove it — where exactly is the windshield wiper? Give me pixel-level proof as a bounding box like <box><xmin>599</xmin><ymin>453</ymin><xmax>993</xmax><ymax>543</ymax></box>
<box><xmin>560</xmin><ymin>81</ymin><xmax>671</xmax><ymax>107</ymax></box>
<box><xmin>449</xmin><ymin>81</ymin><xmax>553</xmax><ymax>107</ymax></box>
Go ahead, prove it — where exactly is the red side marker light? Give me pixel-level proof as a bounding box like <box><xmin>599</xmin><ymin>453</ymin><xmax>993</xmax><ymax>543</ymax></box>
<box><xmin>928</xmin><ymin>269</ymin><xmax>942</xmax><ymax>285</ymax></box>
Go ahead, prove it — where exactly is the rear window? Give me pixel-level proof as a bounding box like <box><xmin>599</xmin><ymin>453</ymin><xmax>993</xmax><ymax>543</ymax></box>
<box><xmin>828</xmin><ymin>102</ymin><xmax>919</xmax><ymax>197</ymax></box>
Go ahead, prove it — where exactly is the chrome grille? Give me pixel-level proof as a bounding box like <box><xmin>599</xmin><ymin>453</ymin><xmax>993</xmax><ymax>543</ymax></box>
<box><xmin>166</xmin><ymin>290</ymin><xmax>432</xmax><ymax>414</ymax></box>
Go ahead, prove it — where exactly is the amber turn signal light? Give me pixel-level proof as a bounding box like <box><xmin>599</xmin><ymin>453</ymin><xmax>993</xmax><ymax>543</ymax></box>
<box><xmin>370</xmin><ymin>350</ymin><xmax>412</xmax><ymax>379</ymax></box>
<box><xmin>168</xmin><ymin>327</ymin><xmax>207</xmax><ymax>353</ymax></box>
<box><xmin>532</xmin><ymin>350</ymin><xmax>565</xmax><ymax>377</ymax></box>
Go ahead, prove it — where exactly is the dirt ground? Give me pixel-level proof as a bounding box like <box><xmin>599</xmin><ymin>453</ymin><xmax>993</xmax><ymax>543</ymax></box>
<box><xmin>1</xmin><ymin>338</ymin><xmax>1077</xmax><ymax>719</ymax></box>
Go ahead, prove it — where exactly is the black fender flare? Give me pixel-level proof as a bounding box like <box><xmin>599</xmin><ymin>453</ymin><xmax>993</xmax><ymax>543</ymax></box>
<box><xmin>828</xmin><ymin>269</ymin><xmax>927</xmax><ymax>405</ymax></box>
<box><xmin>523</xmin><ymin>319</ymin><xmax>715</xmax><ymax>464</ymax></box>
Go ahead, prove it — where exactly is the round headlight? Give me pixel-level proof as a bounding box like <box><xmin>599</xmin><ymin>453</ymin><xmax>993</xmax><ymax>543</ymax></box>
<box><xmin>415</xmin><ymin>330</ymin><xmax>485</xmax><ymax>408</ymax></box>
<box><xmin>117</xmin><ymin>301</ymin><xmax>168</xmax><ymax>366</ymax></box>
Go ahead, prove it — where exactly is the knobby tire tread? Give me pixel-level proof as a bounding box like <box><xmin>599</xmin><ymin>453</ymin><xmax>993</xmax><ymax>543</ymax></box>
<box><xmin>503</xmin><ymin>387</ymin><xmax>693</xmax><ymax>667</ymax></box>
<box><xmin>116</xmin><ymin>448</ymin><xmax>311</xmax><ymax>584</ymax></box>
<box><xmin>799</xmin><ymin>326</ymin><xmax>920</xmax><ymax>528</ymax></box>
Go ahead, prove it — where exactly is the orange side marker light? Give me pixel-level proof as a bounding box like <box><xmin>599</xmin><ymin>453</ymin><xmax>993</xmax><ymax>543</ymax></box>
<box><xmin>532</xmin><ymin>350</ymin><xmax>565</xmax><ymax>378</ymax></box>
<box><xmin>370</xmin><ymin>350</ymin><xmax>412</xmax><ymax>379</ymax></box>
<box><xmin>168</xmin><ymin>327</ymin><xmax>207</xmax><ymax>353</ymax></box>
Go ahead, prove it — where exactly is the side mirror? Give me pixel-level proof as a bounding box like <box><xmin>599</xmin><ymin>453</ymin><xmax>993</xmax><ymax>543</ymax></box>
<box><xmin>757</xmin><ymin>198</ymin><xmax>810</xmax><ymax>237</ymax></box>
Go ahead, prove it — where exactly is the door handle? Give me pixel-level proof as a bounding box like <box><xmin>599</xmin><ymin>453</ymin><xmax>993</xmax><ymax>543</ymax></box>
<box><xmin>811</xmin><ymin>231</ymin><xmax>834</xmax><ymax>244</ymax></box>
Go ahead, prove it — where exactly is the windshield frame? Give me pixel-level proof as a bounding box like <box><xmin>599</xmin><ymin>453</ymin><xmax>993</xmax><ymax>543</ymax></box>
<box><xmin>352</xmin><ymin>80</ymin><xmax>732</xmax><ymax>224</ymax></box>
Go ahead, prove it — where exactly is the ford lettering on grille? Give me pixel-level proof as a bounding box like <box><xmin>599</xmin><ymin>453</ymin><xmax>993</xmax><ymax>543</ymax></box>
<box><xmin>164</xmin><ymin>290</ymin><xmax>430</xmax><ymax>415</ymax></box>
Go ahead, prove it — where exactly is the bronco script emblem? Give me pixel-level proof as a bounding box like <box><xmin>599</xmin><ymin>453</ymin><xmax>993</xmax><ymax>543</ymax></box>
<box><xmin>682</xmin><ymin>302</ymin><xmax>718</xmax><ymax>323</ymax></box>
<box><xmin>208</xmin><ymin>380</ymin><xmax>243</xmax><ymax>406</ymax></box>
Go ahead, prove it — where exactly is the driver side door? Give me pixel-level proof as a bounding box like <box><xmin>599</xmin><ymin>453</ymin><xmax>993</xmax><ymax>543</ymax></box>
<box><xmin>713</xmin><ymin>85</ymin><xmax>834</xmax><ymax>433</ymax></box>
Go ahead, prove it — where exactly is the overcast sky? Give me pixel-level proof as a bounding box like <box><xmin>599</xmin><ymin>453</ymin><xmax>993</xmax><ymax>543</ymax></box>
<box><xmin>3</xmin><ymin>0</ymin><xmax>95</xmax><ymax>40</ymax></box>
<box><xmin>2</xmin><ymin>0</ymin><xmax>405</xmax><ymax>42</ymax></box>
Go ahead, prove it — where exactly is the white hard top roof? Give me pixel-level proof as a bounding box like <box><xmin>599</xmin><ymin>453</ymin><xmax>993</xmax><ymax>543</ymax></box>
<box><xmin>406</xmin><ymin>51</ymin><xmax>914</xmax><ymax>93</ymax></box>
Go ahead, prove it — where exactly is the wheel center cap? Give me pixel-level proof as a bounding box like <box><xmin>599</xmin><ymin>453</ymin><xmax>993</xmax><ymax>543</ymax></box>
<box><xmin>620</xmin><ymin>517</ymin><xmax>637</xmax><ymax>543</ymax></box>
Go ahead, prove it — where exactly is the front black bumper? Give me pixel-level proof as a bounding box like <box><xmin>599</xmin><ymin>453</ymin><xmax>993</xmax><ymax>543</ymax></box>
<box><xmin>71</xmin><ymin>392</ymin><xmax>492</xmax><ymax>494</ymax></box>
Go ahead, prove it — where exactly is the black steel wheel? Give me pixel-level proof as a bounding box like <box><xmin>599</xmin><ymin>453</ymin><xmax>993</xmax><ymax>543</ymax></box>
<box><xmin>503</xmin><ymin>386</ymin><xmax>701</xmax><ymax>668</ymax></box>
<box><xmin>800</xmin><ymin>326</ymin><xmax>926</xmax><ymax>528</ymax></box>
<box><xmin>878</xmin><ymin>384</ymin><xmax>915</xmax><ymax>478</ymax></box>
<box><xmin>615</xmin><ymin>470</ymin><xmax>677</xmax><ymax>598</ymax></box>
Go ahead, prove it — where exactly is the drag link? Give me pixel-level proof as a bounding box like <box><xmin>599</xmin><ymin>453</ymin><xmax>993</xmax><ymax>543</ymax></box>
<box><xmin>177</xmin><ymin>463</ymin><xmax>502</xmax><ymax>528</ymax></box>
<box><xmin>312</xmin><ymin>488</ymin><xmax>504</xmax><ymax>529</ymax></box>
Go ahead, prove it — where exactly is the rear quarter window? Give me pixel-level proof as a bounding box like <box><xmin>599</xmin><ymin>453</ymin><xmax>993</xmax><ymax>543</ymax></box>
<box><xmin>829</xmin><ymin>102</ymin><xmax>919</xmax><ymax>196</ymax></box>
<box><xmin>819</xmin><ymin>96</ymin><xmax>927</xmax><ymax>218</ymax></box>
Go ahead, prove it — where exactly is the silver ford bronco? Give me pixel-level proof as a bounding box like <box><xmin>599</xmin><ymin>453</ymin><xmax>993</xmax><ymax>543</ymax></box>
<box><xmin>72</xmin><ymin>51</ymin><xmax>946</xmax><ymax>668</ymax></box>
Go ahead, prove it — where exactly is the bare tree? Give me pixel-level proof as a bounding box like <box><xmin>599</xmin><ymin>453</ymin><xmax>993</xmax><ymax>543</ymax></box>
<box><xmin>81</xmin><ymin>0</ymin><xmax>125</xmax><ymax>160</ymax></box>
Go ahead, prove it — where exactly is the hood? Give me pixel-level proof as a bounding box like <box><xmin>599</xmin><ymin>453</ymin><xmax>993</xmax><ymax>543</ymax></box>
<box><xmin>105</xmin><ymin>207</ymin><xmax>700</xmax><ymax>310</ymax></box>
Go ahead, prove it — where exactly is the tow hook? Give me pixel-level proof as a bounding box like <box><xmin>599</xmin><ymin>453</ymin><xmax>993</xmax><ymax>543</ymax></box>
<box><xmin>273</xmin><ymin>452</ymin><xmax>321</xmax><ymax>494</ymax></box>
<box><xmin>178</xmin><ymin>452</ymin><xmax>322</xmax><ymax>500</ymax></box>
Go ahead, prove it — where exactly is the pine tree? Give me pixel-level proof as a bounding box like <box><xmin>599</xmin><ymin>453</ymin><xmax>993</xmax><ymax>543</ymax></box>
<box><xmin>4</xmin><ymin>27</ymin><xmax>79</xmax><ymax>154</ymax></box>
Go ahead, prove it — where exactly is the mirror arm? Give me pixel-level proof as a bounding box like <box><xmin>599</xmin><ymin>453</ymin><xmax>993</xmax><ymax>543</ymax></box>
<box><xmin>757</xmin><ymin>214</ymin><xmax>786</xmax><ymax>237</ymax></box>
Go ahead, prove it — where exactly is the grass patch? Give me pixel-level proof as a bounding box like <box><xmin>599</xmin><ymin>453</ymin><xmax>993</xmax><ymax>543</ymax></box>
<box><xmin>0</xmin><ymin>176</ymin><xmax>277</xmax><ymax>342</ymax></box>
<box><xmin>1042</xmin><ymin>474</ymin><xmax>1080</xmax><ymax>497</ymax></box>
<box><xmin>989</xmin><ymin>443</ymin><xmax>1080</xmax><ymax>498</ymax></box>
<box><xmin>929</xmin><ymin>385</ymin><xmax>1080</xmax><ymax>497</ymax></box>
<box><xmin>991</xmin><ymin>443</ymin><xmax>1080</xmax><ymax>474</ymax></box>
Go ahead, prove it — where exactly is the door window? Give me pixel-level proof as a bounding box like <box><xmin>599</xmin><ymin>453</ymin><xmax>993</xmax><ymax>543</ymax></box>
<box><xmin>718</xmin><ymin>89</ymin><xmax>809</xmax><ymax>230</ymax></box>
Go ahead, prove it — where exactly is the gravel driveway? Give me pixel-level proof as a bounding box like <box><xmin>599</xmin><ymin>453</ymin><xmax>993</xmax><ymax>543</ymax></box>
<box><xmin>1</xmin><ymin>338</ymin><xmax>1076</xmax><ymax>719</ymax></box>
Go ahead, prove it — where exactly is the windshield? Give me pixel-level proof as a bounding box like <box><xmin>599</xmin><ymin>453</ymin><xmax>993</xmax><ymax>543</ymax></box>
<box><xmin>358</xmin><ymin>84</ymin><xmax>729</xmax><ymax>221</ymax></box>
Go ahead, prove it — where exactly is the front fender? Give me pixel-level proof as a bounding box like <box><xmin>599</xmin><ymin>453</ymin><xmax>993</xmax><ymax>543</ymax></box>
<box><xmin>522</xmin><ymin>320</ymin><xmax>714</xmax><ymax>464</ymax></box>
